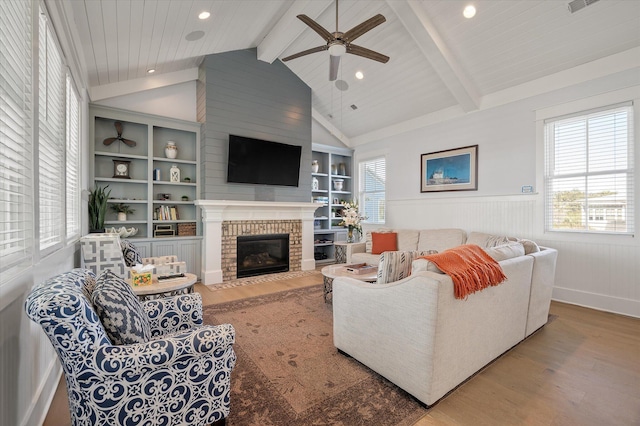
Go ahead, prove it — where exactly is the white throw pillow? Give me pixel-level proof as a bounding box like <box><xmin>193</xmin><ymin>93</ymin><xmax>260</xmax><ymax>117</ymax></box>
<box><xmin>484</xmin><ymin>242</ymin><xmax>525</xmax><ymax>262</ymax></box>
<box><xmin>411</xmin><ymin>258</ymin><xmax>443</xmax><ymax>275</ymax></box>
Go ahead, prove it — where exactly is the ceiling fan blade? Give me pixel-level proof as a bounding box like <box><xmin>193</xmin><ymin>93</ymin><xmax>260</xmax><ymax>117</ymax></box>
<box><xmin>297</xmin><ymin>14</ymin><xmax>334</xmax><ymax>42</ymax></box>
<box><xmin>114</xmin><ymin>121</ymin><xmax>123</xmax><ymax>135</ymax></box>
<box><xmin>342</xmin><ymin>14</ymin><xmax>386</xmax><ymax>43</ymax></box>
<box><xmin>103</xmin><ymin>137</ymin><xmax>117</xmax><ymax>146</ymax></box>
<box><xmin>282</xmin><ymin>45</ymin><xmax>328</xmax><ymax>62</ymax></box>
<box><xmin>122</xmin><ymin>138</ymin><xmax>137</xmax><ymax>147</ymax></box>
<box><xmin>329</xmin><ymin>55</ymin><xmax>340</xmax><ymax>81</ymax></box>
<box><xmin>346</xmin><ymin>44</ymin><xmax>390</xmax><ymax>63</ymax></box>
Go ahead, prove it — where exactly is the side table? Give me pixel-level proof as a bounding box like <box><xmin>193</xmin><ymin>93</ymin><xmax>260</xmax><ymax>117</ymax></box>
<box><xmin>333</xmin><ymin>241</ymin><xmax>360</xmax><ymax>264</ymax></box>
<box><xmin>129</xmin><ymin>273</ymin><xmax>197</xmax><ymax>301</ymax></box>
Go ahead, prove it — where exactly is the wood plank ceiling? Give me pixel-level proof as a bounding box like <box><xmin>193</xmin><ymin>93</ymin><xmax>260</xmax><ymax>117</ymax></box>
<box><xmin>64</xmin><ymin>0</ymin><xmax>640</xmax><ymax>142</ymax></box>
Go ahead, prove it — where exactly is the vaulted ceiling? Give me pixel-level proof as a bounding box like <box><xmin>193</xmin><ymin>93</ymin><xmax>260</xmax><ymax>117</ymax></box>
<box><xmin>60</xmin><ymin>0</ymin><xmax>640</xmax><ymax>145</ymax></box>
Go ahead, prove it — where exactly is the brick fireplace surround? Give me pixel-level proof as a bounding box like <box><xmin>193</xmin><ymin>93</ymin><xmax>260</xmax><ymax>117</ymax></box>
<box><xmin>194</xmin><ymin>200</ymin><xmax>320</xmax><ymax>284</ymax></box>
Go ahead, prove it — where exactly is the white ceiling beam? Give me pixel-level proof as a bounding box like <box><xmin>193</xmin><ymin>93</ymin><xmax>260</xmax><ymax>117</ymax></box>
<box><xmin>312</xmin><ymin>108</ymin><xmax>351</xmax><ymax>147</ymax></box>
<box><xmin>387</xmin><ymin>0</ymin><xmax>481</xmax><ymax>113</ymax></box>
<box><xmin>89</xmin><ymin>67</ymin><xmax>199</xmax><ymax>101</ymax></box>
<box><xmin>257</xmin><ymin>0</ymin><xmax>333</xmax><ymax>64</ymax></box>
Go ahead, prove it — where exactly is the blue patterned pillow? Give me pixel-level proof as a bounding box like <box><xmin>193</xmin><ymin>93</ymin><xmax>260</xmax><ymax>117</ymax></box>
<box><xmin>120</xmin><ymin>240</ymin><xmax>142</xmax><ymax>267</ymax></box>
<box><xmin>91</xmin><ymin>270</ymin><xmax>151</xmax><ymax>345</ymax></box>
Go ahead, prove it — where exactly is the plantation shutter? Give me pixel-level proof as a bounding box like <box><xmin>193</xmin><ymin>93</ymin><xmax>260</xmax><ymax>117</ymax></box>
<box><xmin>66</xmin><ymin>73</ymin><xmax>81</xmax><ymax>241</ymax></box>
<box><xmin>38</xmin><ymin>8</ymin><xmax>66</xmax><ymax>254</ymax></box>
<box><xmin>359</xmin><ymin>157</ymin><xmax>386</xmax><ymax>224</ymax></box>
<box><xmin>0</xmin><ymin>0</ymin><xmax>34</xmax><ymax>285</ymax></box>
<box><xmin>544</xmin><ymin>103</ymin><xmax>634</xmax><ymax>234</ymax></box>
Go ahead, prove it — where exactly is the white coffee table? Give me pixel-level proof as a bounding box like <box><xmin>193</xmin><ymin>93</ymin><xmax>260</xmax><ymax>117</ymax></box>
<box><xmin>321</xmin><ymin>264</ymin><xmax>377</xmax><ymax>303</ymax></box>
<box><xmin>129</xmin><ymin>273</ymin><xmax>197</xmax><ymax>301</ymax></box>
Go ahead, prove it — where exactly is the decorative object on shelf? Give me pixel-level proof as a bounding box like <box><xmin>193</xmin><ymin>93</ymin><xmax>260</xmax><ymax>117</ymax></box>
<box><xmin>339</xmin><ymin>162</ymin><xmax>346</xmax><ymax>176</ymax></box>
<box><xmin>154</xmin><ymin>224</ymin><xmax>176</xmax><ymax>237</ymax></box>
<box><xmin>183</xmin><ymin>177</ymin><xmax>191</xmax><ymax>182</ymax></box>
<box><xmin>165</xmin><ymin>141</ymin><xmax>178</xmax><ymax>159</ymax></box>
<box><xmin>153</xmin><ymin>168</ymin><xmax>161</xmax><ymax>181</ymax></box>
<box><xmin>420</xmin><ymin>144</ymin><xmax>478</xmax><ymax>193</ymax></box>
<box><xmin>158</xmin><ymin>193</ymin><xmax>171</xmax><ymax>200</ymax></box>
<box><xmin>103</xmin><ymin>121</ymin><xmax>136</xmax><ymax>147</ymax></box>
<box><xmin>333</xmin><ymin>179</ymin><xmax>344</xmax><ymax>191</ymax></box>
<box><xmin>88</xmin><ymin>185</ymin><xmax>111</xmax><ymax>233</ymax></box>
<box><xmin>170</xmin><ymin>164</ymin><xmax>181</xmax><ymax>182</ymax></box>
<box><xmin>112</xmin><ymin>159</ymin><xmax>131</xmax><ymax>179</ymax></box>
<box><xmin>331</xmin><ymin>164</ymin><xmax>337</xmax><ymax>175</ymax></box>
<box><xmin>177</xmin><ymin>222</ymin><xmax>197</xmax><ymax>236</ymax></box>
<box><xmin>312</xmin><ymin>176</ymin><xmax>319</xmax><ymax>191</ymax></box>
<box><xmin>181</xmin><ymin>195</ymin><xmax>189</xmax><ymax>201</ymax></box>
<box><xmin>106</xmin><ymin>226</ymin><xmax>139</xmax><ymax>238</ymax></box>
<box><xmin>110</xmin><ymin>203</ymin><xmax>135</xmax><ymax>221</ymax></box>
<box><xmin>311</xmin><ymin>160</ymin><xmax>319</xmax><ymax>173</ymax></box>
<box><xmin>339</xmin><ymin>200</ymin><xmax>366</xmax><ymax>243</ymax></box>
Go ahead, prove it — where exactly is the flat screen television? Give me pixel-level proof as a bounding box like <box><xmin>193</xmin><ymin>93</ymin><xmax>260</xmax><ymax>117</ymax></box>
<box><xmin>227</xmin><ymin>135</ymin><xmax>302</xmax><ymax>187</ymax></box>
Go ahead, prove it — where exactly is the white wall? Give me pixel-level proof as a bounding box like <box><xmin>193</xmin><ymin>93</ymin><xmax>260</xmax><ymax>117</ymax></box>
<box><xmin>355</xmin><ymin>68</ymin><xmax>640</xmax><ymax>318</ymax></box>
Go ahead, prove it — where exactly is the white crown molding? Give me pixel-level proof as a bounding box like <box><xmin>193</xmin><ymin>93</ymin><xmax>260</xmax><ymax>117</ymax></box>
<box><xmin>89</xmin><ymin>68</ymin><xmax>199</xmax><ymax>102</ymax></box>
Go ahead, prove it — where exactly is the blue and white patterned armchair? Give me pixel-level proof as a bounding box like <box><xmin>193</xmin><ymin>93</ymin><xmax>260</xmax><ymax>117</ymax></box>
<box><xmin>25</xmin><ymin>268</ymin><xmax>235</xmax><ymax>426</ymax></box>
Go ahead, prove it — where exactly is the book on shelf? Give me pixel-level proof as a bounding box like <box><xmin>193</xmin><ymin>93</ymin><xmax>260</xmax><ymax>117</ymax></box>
<box><xmin>344</xmin><ymin>263</ymin><xmax>378</xmax><ymax>275</ymax></box>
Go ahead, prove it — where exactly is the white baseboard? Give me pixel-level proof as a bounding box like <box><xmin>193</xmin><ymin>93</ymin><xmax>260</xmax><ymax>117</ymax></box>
<box><xmin>23</xmin><ymin>358</ymin><xmax>62</xmax><ymax>426</ymax></box>
<box><xmin>552</xmin><ymin>287</ymin><xmax>640</xmax><ymax>318</ymax></box>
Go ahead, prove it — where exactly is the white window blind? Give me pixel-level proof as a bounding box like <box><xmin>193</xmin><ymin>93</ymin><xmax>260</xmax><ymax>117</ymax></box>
<box><xmin>359</xmin><ymin>157</ymin><xmax>386</xmax><ymax>224</ymax></box>
<box><xmin>544</xmin><ymin>103</ymin><xmax>634</xmax><ymax>234</ymax></box>
<box><xmin>1</xmin><ymin>0</ymin><xmax>34</xmax><ymax>285</ymax></box>
<box><xmin>38</xmin><ymin>9</ymin><xmax>65</xmax><ymax>254</ymax></box>
<box><xmin>66</xmin><ymin>74</ymin><xmax>81</xmax><ymax>241</ymax></box>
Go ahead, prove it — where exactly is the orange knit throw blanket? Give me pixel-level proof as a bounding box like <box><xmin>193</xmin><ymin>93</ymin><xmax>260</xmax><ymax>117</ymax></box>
<box><xmin>419</xmin><ymin>244</ymin><xmax>507</xmax><ymax>299</ymax></box>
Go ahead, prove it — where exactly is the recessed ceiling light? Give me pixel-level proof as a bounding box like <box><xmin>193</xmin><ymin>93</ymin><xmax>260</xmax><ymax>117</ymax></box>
<box><xmin>355</xmin><ymin>71</ymin><xmax>364</xmax><ymax>80</ymax></box>
<box><xmin>463</xmin><ymin>5</ymin><xmax>476</xmax><ymax>19</ymax></box>
<box><xmin>198</xmin><ymin>11</ymin><xmax>210</xmax><ymax>20</ymax></box>
<box><xmin>147</xmin><ymin>68</ymin><xmax>155</xmax><ymax>74</ymax></box>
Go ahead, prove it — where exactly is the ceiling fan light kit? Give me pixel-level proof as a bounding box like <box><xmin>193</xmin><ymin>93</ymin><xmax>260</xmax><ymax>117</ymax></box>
<box><xmin>282</xmin><ymin>0</ymin><xmax>389</xmax><ymax>81</ymax></box>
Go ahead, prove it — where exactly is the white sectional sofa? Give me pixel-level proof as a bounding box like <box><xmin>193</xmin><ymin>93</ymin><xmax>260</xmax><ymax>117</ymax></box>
<box><xmin>333</xmin><ymin>228</ymin><xmax>558</xmax><ymax>407</ymax></box>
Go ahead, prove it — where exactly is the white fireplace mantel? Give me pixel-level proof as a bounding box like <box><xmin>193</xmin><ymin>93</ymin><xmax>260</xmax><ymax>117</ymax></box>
<box><xmin>195</xmin><ymin>200</ymin><xmax>321</xmax><ymax>284</ymax></box>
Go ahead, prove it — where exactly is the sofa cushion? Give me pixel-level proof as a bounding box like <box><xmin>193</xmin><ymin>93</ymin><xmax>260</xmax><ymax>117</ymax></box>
<box><xmin>517</xmin><ymin>238</ymin><xmax>540</xmax><ymax>254</ymax></box>
<box><xmin>377</xmin><ymin>250</ymin><xmax>429</xmax><ymax>284</ymax></box>
<box><xmin>120</xmin><ymin>239</ymin><xmax>142</xmax><ymax>267</ymax></box>
<box><xmin>91</xmin><ymin>270</ymin><xmax>151</xmax><ymax>345</ymax></box>
<box><xmin>417</xmin><ymin>228</ymin><xmax>467</xmax><ymax>252</ymax></box>
<box><xmin>411</xmin><ymin>258</ymin><xmax>444</xmax><ymax>275</ymax></box>
<box><xmin>371</xmin><ymin>232</ymin><xmax>398</xmax><ymax>255</ymax></box>
<box><xmin>484</xmin><ymin>242</ymin><xmax>525</xmax><ymax>262</ymax></box>
<box><xmin>396</xmin><ymin>229</ymin><xmax>420</xmax><ymax>251</ymax></box>
<box><xmin>365</xmin><ymin>228</ymin><xmax>392</xmax><ymax>253</ymax></box>
<box><xmin>466</xmin><ymin>232</ymin><xmax>511</xmax><ymax>248</ymax></box>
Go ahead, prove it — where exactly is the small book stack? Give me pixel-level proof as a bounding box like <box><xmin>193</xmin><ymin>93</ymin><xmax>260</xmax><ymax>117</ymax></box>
<box><xmin>345</xmin><ymin>263</ymin><xmax>377</xmax><ymax>275</ymax></box>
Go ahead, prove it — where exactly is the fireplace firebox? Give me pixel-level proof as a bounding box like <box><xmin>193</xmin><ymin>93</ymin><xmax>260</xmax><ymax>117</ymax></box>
<box><xmin>236</xmin><ymin>234</ymin><xmax>290</xmax><ymax>278</ymax></box>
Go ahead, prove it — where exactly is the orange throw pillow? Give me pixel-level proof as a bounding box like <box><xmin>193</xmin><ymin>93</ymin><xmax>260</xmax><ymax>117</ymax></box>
<box><xmin>371</xmin><ymin>232</ymin><xmax>398</xmax><ymax>255</ymax></box>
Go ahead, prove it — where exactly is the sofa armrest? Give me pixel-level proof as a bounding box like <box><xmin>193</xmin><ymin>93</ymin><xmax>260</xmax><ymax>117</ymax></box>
<box><xmin>350</xmin><ymin>242</ymin><xmax>366</xmax><ymax>255</ymax></box>
<box><xmin>143</xmin><ymin>293</ymin><xmax>203</xmax><ymax>337</ymax></box>
<box><xmin>525</xmin><ymin>246</ymin><xmax>558</xmax><ymax>336</ymax></box>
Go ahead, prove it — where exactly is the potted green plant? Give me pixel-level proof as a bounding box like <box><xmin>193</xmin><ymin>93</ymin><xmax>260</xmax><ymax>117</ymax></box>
<box><xmin>110</xmin><ymin>203</ymin><xmax>135</xmax><ymax>222</ymax></box>
<box><xmin>88</xmin><ymin>185</ymin><xmax>111</xmax><ymax>232</ymax></box>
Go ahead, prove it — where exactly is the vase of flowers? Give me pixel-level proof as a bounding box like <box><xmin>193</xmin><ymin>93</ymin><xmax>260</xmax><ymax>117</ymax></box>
<box><xmin>338</xmin><ymin>200</ymin><xmax>366</xmax><ymax>243</ymax></box>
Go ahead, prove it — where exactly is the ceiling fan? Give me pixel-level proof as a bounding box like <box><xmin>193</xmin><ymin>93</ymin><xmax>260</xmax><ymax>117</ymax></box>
<box><xmin>282</xmin><ymin>0</ymin><xmax>389</xmax><ymax>81</ymax></box>
<box><xmin>103</xmin><ymin>121</ymin><xmax>136</xmax><ymax>147</ymax></box>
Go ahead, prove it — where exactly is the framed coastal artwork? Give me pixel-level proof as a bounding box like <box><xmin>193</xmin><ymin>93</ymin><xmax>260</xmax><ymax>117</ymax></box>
<box><xmin>420</xmin><ymin>145</ymin><xmax>478</xmax><ymax>192</ymax></box>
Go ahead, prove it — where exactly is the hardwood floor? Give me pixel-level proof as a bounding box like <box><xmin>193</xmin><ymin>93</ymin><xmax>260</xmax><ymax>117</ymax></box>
<box><xmin>43</xmin><ymin>275</ymin><xmax>640</xmax><ymax>426</ymax></box>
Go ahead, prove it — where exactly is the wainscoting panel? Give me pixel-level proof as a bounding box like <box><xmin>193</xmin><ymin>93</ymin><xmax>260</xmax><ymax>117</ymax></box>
<box><xmin>383</xmin><ymin>195</ymin><xmax>639</xmax><ymax>318</ymax></box>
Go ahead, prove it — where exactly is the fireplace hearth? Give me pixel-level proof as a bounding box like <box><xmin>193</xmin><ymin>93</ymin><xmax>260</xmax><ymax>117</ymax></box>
<box><xmin>237</xmin><ymin>234</ymin><xmax>289</xmax><ymax>278</ymax></box>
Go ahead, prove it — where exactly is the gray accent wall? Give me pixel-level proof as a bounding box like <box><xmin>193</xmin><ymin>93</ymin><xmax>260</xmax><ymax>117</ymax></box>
<box><xmin>198</xmin><ymin>48</ymin><xmax>312</xmax><ymax>201</ymax></box>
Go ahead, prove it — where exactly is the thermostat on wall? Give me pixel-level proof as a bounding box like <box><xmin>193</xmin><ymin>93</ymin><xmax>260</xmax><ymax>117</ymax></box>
<box><xmin>521</xmin><ymin>185</ymin><xmax>534</xmax><ymax>193</ymax></box>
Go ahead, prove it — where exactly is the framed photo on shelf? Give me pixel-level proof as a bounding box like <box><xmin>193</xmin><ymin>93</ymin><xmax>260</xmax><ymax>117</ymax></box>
<box><xmin>420</xmin><ymin>145</ymin><xmax>478</xmax><ymax>192</ymax></box>
<box><xmin>333</xmin><ymin>197</ymin><xmax>339</xmax><ymax>205</ymax></box>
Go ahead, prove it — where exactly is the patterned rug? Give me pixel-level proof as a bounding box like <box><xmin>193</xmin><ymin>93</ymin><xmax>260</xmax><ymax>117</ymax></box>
<box><xmin>203</xmin><ymin>285</ymin><xmax>428</xmax><ymax>426</ymax></box>
<box><xmin>205</xmin><ymin>270</ymin><xmax>322</xmax><ymax>290</ymax></box>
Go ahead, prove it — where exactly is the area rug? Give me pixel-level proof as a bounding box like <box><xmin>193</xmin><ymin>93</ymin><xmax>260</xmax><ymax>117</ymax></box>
<box><xmin>205</xmin><ymin>270</ymin><xmax>322</xmax><ymax>291</ymax></box>
<box><xmin>203</xmin><ymin>285</ymin><xmax>428</xmax><ymax>426</ymax></box>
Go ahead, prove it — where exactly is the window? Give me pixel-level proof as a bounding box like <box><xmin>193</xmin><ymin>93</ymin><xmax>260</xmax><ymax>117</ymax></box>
<box><xmin>66</xmin><ymin>74</ymin><xmax>81</xmax><ymax>241</ymax></box>
<box><xmin>544</xmin><ymin>103</ymin><xmax>634</xmax><ymax>234</ymax></box>
<box><xmin>38</xmin><ymin>8</ymin><xmax>65</xmax><ymax>254</ymax></box>
<box><xmin>1</xmin><ymin>0</ymin><xmax>34</xmax><ymax>285</ymax></box>
<box><xmin>359</xmin><ymin>157</ymin><xmax>386</xmax><ymax>224</ymax></box>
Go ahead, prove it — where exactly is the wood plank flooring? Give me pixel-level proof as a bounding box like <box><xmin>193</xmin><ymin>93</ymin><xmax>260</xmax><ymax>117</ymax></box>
<box><xmin>43</xmin><ymin>274</ymin><xmax>640</xmax><ymax>426</ymax></box>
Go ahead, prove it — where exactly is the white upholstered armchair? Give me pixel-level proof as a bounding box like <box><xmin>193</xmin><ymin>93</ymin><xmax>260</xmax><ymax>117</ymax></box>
<box><xmin>25</xmin><ymin>268</ymin><xmax>235</xmax><ymax>426</ymax></box>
